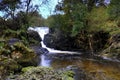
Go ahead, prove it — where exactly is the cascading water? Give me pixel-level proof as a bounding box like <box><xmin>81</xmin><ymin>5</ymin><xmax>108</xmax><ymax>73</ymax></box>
<box><xmin>28</xmin><ymin>27</ymin><xmax>78</xmax><ymax>67</ymax></box>
<box><xmin>29</xmin><ymin>27</ymin><xmax>51</xmax><ymax>66</ymax></box>
<box><xmin>29</xmin><ymin>27</ymin><xmax>78</xmax><ymax>54</ymax></box>
<box><xmin>28</xmin><ymin>27</ymin><xmax>120</xmax><ymax>80</ymax></box>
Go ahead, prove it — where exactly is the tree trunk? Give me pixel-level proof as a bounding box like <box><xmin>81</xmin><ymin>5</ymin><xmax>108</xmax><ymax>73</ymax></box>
<box><xmin>88</xmin><ymin>34</ymin><xmax>94</xmax><ymax>55</ymax></box>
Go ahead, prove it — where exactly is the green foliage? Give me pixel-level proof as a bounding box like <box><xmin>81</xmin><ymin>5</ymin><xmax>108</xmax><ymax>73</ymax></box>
<box><xmin>0</xmin><ymin>41</ymin><xmax>11</xmax><ymax>56</ymax></box>
<box><xmin>108</xmin><ymin>0</ymin><xmax>120</xmax><ymax>20</ymax></box>
<box><xmin>62</xmin><ymin>1</ymin><xmax>87</xmax><ymax>36</ymax></box>
<box><xmin>87</xmin><ymin>4</ymin><xmax>120</xmax><ymax>35</ymax></box>
<box><xmin>87</xmin><ymin>6</ymin><xmax>109</xmax><ymax>32</ymax></box>
<box><xmin>13</xmin><ymin>42</ymin><xmax>33</xmax><ymax>53</ymax></box>
<box><xmin>45</xmin><ymin>15</ymin><xmax>65</xmax><ymax>29</ymax></box>
<box><xmin>71</xmin><ymin>3</ymin><xmax>87</xmax><ymax>36</ymax></box>
<box><xmin>46</xmin><ymin>1</ymin><xmax>87</xmax><ymax>36</ymax></box>
<box><xmin>62</xmin><ymin>70</ymin><xmax>74</xmax><ymax>80</ymax></box>
<box><xmin>0</xmin><ymin>0</ymin><xmax>46</xmax><ymax>40</ymax></box>
<box><xmin>0</xmin><ymin>41</ymin><xmax>5</xmax><ymax>49</ymax></box>
<box><xmin>8</xmin><ymin>66</ymin><xmax>74</xmax><ymax>80</ymax></box>
<box><xmin>107</xmin><ymin>0</ymin><xmax>120</xmax><ymax>35</ymax></box>
<box><xmin>45</xmin><ymin>14</ymin><xmax>71</xmax><ymax>35</ymax></box>
<box><xmin>100</xmin><ymin>20</ymin><xmax>119</xmax><ymax>35</ymax></box>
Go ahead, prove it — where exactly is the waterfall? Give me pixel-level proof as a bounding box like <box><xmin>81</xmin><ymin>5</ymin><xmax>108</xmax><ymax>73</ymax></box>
<box><xmin>28</xmin><ymin>27</ymin><xmax>78</xmax><ymax>67</ymax></box>
<box><xmin>29</xmin><ymin>27</ymin><xmax>78</xmax><ymax>54</ymax></box>
<box><xmin>40</xmin><ymin>55</ymin><xmax>51</xmax><ymax>67</ymax></box>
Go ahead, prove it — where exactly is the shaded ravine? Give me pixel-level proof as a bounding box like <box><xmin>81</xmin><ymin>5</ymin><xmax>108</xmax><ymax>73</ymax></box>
<box><xmin>29</xmin><ymin>27</ymin><xmax>120</xmax><ymax>80</ymax></box>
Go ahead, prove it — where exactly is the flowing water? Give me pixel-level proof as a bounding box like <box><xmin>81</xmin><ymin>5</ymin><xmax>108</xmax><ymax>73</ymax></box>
<box><xmin>29</xmin><ymin>27</ymin><xmax>120</xmax><ymax>80</ymax></box>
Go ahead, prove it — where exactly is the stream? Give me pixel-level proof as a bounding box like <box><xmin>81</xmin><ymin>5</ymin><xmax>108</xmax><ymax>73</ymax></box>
<box><xmin>29</xmin><ymin>27</ymin><xmax>120</xmax><ymax>80</ymax></box>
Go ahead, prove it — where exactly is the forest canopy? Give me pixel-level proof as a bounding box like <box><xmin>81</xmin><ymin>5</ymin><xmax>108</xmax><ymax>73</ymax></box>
<box><xmin>45</xmin><ymin>0</ymin><xmax>120</xmax><ymax>36</ymax></box>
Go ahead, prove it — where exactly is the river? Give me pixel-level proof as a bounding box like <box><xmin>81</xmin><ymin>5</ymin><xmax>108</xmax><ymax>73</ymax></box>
<box><xmin>29</xmin><ymin>27</ymin><xmax>120</xmax><ymax>80</ymax></box>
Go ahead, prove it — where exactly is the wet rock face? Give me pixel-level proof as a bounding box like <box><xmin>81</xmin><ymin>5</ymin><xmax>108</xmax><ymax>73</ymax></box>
<box><xmin>30</xmin><ymin>46</ymin><xmax>48</xmax><ymax>55</ymax></box>
<box><xmin>27</xmin><ymin>30</ymin><xmax>42</xmax><ymax>44</ymax></box>
<box><xmin>45</xmin><ymin>53</ymin><xmax>82</xmax><ymax>60</ymax></box>
<box><xmin>44</xmin><ymin>33</ymin><xmax>75</xmax><ymax>51</ymax></box>
<box><xmin>39</xmin><ymin>48</ymin><xmax>49</xmax><ymax>54</ymax></box>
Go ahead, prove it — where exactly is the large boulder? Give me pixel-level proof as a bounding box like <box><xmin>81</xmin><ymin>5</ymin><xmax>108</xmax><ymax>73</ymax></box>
<box><xmin>27</xmin><ymin>30</ymin><xmax>42</xmax><ymax>45</ymax></box>
<box><xmin>44</xmin><ymin>33</ymin><xmax>75</xmax><ymax>51</ymax></box>
<box><xmin>30</xmin><ymin>45</ymin><xmax>49</xmax><ymax>55</ymax></box>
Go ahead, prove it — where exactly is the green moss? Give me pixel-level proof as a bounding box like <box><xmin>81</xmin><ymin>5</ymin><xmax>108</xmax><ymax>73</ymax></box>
<box><xmin>62</xmin><ymin>71</ymin><xmax>74</xmax><ymax>80</ymax></box>
<box><xmin>7</xmin><ymin>66</ymin><xmax>74</xmax><ymax>80</ymax></box>
<box><xmin>21</xmin><ymin>66</ymin><xmax>34</xmax><ymax>72</ymax></box>
<box><xmin>13</xmin><ymin>42</ymin><xmax>33</xmax><ymax>53</ymax></box>
<box><xmin>11</xmin><ymin>42</ymin><xmax>38</xmax><ymax>67</ymax></box>
<box><xmin>0</xmin><ymin>58</ymin><xmax>21</xmax><ymax>74</ymax></box>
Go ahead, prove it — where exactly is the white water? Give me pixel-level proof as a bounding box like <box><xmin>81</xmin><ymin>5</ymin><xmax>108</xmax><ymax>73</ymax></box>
<box><xmin>28</xmin><ymin>27</ymin><xmax>79</xmax><ymax>67</ymax></box>
<box><xmin>40</xmin><ymin>55</ymin><xmax>51</xmax><ymax>67</ymax></box>
<box><xmin>29</xmin><ymin>27</ymin><xmax>78</xmax><ymax>54</ymax></box>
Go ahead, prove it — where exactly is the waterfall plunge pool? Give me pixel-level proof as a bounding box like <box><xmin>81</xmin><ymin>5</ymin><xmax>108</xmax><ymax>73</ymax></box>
<box><xmin>29</xmin><ymin>27</ymin><xmax>120</xmax><ymax>80</ymax></box>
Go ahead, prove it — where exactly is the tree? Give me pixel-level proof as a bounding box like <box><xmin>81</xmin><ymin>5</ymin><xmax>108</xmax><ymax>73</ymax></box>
<box><xmin>17</xmin><ymin>0</ymin><xmax>48</xmax><ymax>29</ymax></box>
<box><xmin>54</xmin><ymin>0</ymin><xmax>87</xmax><ymax>36</ymax></box>
<box><xmin>108</xmin><ymin>0</ymin><xmax>120</xmax><ymax>20</ymax></box>
<box><xmin>0</xmin><ymin>0</ymin><xmax>21</xmax><ymax>19</ymax></box>
<box><xmin>0</xmin><ymin>0</ymin><xmax>49</xmax><ymax>30</ymax></box>
<box><xmin>87</xmin><ymin>6</ymin><xmax>109</xmax><ymax>32</ymax></box>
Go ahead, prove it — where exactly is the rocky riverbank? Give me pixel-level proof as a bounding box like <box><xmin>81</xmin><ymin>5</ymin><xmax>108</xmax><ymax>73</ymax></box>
<box><xmin>7</xmin><ymin>66</ymin><xmax>74</xmax><ymax>80</ymax></box>
<box><xmin>0</xmin><ymin>27</ymin><xmax>120</xmax><ymax>80</ymax></box>
<box><xmin>0</xmin><ymin>29</ymin><xmax>42</xmax><ymax>79</ymax></box>
<box><xmin>43</xmin><ymin>29</ymin><xmax>120</xmax><ymax>62</ymax></box>
<box><xmin>0</xmin><ymin>41</ymin><xmax>39</xmax><ymax>80</ymax></box>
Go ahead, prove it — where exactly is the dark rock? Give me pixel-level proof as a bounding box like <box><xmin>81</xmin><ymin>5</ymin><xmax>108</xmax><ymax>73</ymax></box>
<box><xmin>45</xmin><ymin>53</ymin><xmax>82</xmax><ymax>60</ymax></box>
<box><xmin>39</xmin><ymin>48</ymin><xmax>49</xmax><ymax>54</ymax></box>
<box><xmin>43</xmin><ymin>34</ymin><xmax>54</xmax><ymax>48</ymax></box>
<box><xmin>30</xmin><ymin>45</ymin><xmax>49</xmax><ymax>55</ymax></box>
<box><xmin>44</xmin><ymin>33</ymin><xmax>75</xmax><ymax>51</ymax></box>
<box><xmin>7</xmin><ymin>38</ymin><xmax>21</xmax><ymax>46</ymax></box>
<box><xmin>27</xmin><ymin>30</ymin><xmax>42</xmax><ymax>44</ymax></box>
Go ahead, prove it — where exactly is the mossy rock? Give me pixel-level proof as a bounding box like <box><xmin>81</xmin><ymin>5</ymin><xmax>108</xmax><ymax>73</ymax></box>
<box><xmin>0</xmin><ymin>57</ymin><xmax>22</xmax><ymax>80</ymax></box>
<box><xmin>0</xmin><ymin>41</ymin><xmax>39</xmax><ymax>79</ymax></box>
<box><xmin>27</xmin><ymin>29</ymin><xmax>42</xmax><ymax>45</ymax></box>
<box><xmin>7</xmin><ymin>66</ymin><xmax>74</xmax><ymax>80</ymax></box>
<box><xmin>11</xmin><ymin>42</ymin><xmax>39</xmax><ymax>67</ymax></box>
